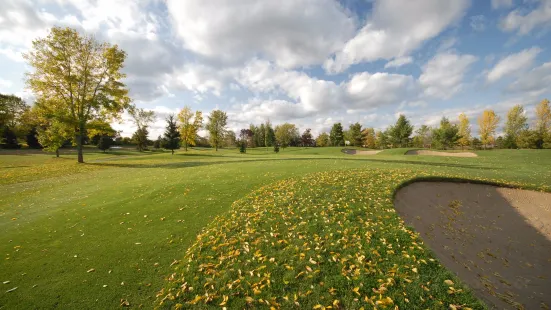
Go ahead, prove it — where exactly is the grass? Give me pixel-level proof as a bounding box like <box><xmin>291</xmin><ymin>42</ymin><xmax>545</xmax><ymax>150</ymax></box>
<box><xmin>1</xmin><ymin>147</ymin><xmax>550</xmax><ymax>309</ymax></box>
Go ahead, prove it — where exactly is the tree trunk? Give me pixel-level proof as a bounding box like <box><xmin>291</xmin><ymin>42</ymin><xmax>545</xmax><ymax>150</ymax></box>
<box><xmin>76</xmin><ymin>123</ymin><xmax>84</xmax><ymax>163</ymax></box>
<box><xmin>56</xmin><ymin>149</ymin><xmax>59</xmax><ymax>158</ymax></box>
<box><xmin>184</xmin><ymin>142</ymin><xmax>188</xmax><ymax>151</ymax></box>
<box><xmin>171</xmin><ymin>149</ymin><xmax>174</xmax><ymax>155</ymax></box>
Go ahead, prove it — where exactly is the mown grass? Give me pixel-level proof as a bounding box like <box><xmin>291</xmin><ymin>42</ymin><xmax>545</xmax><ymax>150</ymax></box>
<box><xmin>1</xmin><ymin>147</ymin><xmax>550</xmax><ymax>309</ymax></box>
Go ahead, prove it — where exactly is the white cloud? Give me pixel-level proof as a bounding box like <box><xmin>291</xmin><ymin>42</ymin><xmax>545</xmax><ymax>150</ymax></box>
<box><xmin>419</xmin><ymin>52</ymin><xmax>478</xmax><ymax>99</ymax></box>
<box><xmin>491</xmin><ymin>0</ymin><xmax>514</xmax><ymax>9</ymax></box>
<box><xmin>486</xmin><ymin>47</ymin><xmax>541</xmax><ymax>83</ymax></box>
<box><xmin>324</xmin><ymin>0</ymin><xmax>469</xmax><ymax>73</ymax></box>
<box><xmin>345</xmin><ymin>72</ymin><xmax>417</xmax><ymax>109</ymax></box>
<box><xmin>507</xmin><ymin>61</ymin><xmax>551</xmax><ymax>96</ymax></box>
<box><xmin>384</xmin><ymin>56</ymin><xmax>414</xmax><ymax>68</ymax></box>
<box><xmin>470</xmin><ymin>15</ymin><xmax>486</xmax><ymax>31</ymax></box>
<box><xmin>500</xmin><ymin>0</ymin><xmax>551</xmax><ymax>35</ymax></box>
<box><xmin>166</xmin><ymin>0</ymin><xmax>355</xmax><ymax>69</ymax></box>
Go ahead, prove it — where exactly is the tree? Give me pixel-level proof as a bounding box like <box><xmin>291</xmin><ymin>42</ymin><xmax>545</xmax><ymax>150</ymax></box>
<box><xmin>0</xmin><ymin>94</ymin><xmax>30</xmax><ymax>138</ymax></box>
<box><xmin>301</xmin><ymin>128</ymin><xmax>314</xmax><ymax>147</ymax></box>
<box><xmin>97</xmin><ymin>135</ymin><xmax>113</xmax><ymax>152</ymax></box>
<box><xmin>535</xmin><ymin>99</ymin><xmax>551</xmax><ymax>146</ymax></box>
<box><xmin>1</xmin><ymin>126</ymin><xmax>21</xmax><ymax>149</ymax></box>
<box><xmin>504</xmin><ymin>105</ymin><xmax>527</xmax><ymax>149</ymax></box>
<box><xmin>264</xmin><ymin>120</ymin><xmax>275</xmax><ymax>147</ymax></box>
<box><xmin>257</xmin><ymin>124</ymin><xmax>266</xmax><ymax>147</ymax></box>
<box><xmin>129</xmin><ymin>106</ymin><xmax>155</xmax><ymax>151</ymax></box>
<box><xmin>432</xmin><ymin>117</ymin><xmax>461</xmax><ymax>150</ymax></box>
<box><xmin>26</xmin><ymin>127</ymin><xmax>41</xmax><ymax>148</ymax></box>
<box><xmin>275</xmin><ymin>123</ymin><xmax>299</xmax><ymax>149</ymax></box>
<box><xmin>388</xmin><ymin>115</ymin><xmax>413</xmax><ymax>147</ymax></box>
<box><xmin>329</xmin><ymin>123</ymin><xmax>344</xmax><ymax>146</ymax></box>
<box><xmin>153</xmin><ymin>135</ymin><xmax>162</xmax><ymax>149</ymax></box>
<box><xmin>162</xmin><ymin>114</ymin><xmax>181</xmax><ymax>154</ymax></box>
<box><xmin>457</xmin><ymin>113</ymin><xmax>471</xmax><ymax>149</ymax></box>
<box><xmin>37</xmin><ymin>120</ymin><xmax>72</xmax><ymax>157</ymax></box>
<box><xmin>375</xmin><ymin>130</ymin><xmax>389</xmax><ymax>149</ymax></box>
<box><xmin>88</xmin><ymin>120</ymin><xmax>116</xmax><ymax>145</ymax></box>
<box><xmin>274</xmin><ymin>144</ymin><xmax>280</xmax><ymax>153</ymax></box>
<box><xmin>361</xmin><ymin>128</ymin><xmax>376</xmax><ymax>149</ymax></box>
<box><xmin>478</xmin><ymin>110</ymin><xmax>500</xmax><ymax>149</ymax></box>
<box><xmin>348</xmin><ymin>123</ymin><xmax>363</xmax><ymax>147</ymax></box>
<box><xmin>178</xmin><ymin>107</ymin><xmax>203</xmax><ymax>151</ymax></box>
<box><xmin>224</xmin><ymin>131</ymin><xmax>237</xmax><ymax>148</ymax></box>
<box><xmin>207</xmin><ymin>110</ymin><xmax>228</xmax><ymax>151</ymax></box>
<box><xmin>471</xmin><ymin>137</ymin><xmax>482</xmax><ymax>150</ymax></box>
<box><xmin>517</xmin><ymin>129</ymin><xmax>540</xmax><ymax>149</ymax></box>
<box><xmin>316</xmin><ymin>132</ymin><xmax>330</xmax><ymax>147</ymax></box>
<box><xmin>24</xmin><ymin>27</ymin><xmax>130</xmax><ymax>163</ymax></box>
<box><xmin>414</xmin><ymin>125</ymin><xmax>432</xmax><ymax>148</ymax></box>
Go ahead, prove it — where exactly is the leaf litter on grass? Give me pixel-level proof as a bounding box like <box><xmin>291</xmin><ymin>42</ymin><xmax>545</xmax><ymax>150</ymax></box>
<box><xmin>154</xmin><ymin>168</ymin><xmax>536</xmax><ymax>309</ymax></box>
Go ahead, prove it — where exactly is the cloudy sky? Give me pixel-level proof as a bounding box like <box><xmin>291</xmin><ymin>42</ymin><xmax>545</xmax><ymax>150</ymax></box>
<box><xmin>1</xmin><ymin>0</ymin><xmax>551</xmax><ymax>138</ymax></box>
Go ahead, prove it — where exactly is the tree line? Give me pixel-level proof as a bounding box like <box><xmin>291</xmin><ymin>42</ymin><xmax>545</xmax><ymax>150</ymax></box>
<box><xmin>309</xmin><ymin>100</ymin><xmax>550</xmax><ymax>150</ymax></box>
<box><xmin>2</xmin><ymin>26</ymin><xmax>550</xmax><ymax>163</ymax></box>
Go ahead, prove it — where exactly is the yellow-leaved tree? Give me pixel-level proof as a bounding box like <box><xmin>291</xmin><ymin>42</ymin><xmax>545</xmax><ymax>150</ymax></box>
<box><xmin>178</xmin><ymin>106</ymin><xmax>203</xmax><ymax>151</ymax></box>
<box><xmin>478</xmin><ymin>110</ymin><xmax>500</xmax><ymax>149</ymax></box>
<box><xmin>361</xmin><ymin>128</ymin><xmax>376</xmax><ymax>149</ymax></box>
<box><xmin>457</xmin><ymin>113</ymin><xmax>471</xmax><ymax>149</ymax></box>
<box><xmin>24</xmin><ymin>27</ymin><xmax>130</xmax><ymax>163</ymax></box>
<box><xmin>535</xmin><ymin>99</ymin><xmax>551</xmax><ymax>142</ymax></box>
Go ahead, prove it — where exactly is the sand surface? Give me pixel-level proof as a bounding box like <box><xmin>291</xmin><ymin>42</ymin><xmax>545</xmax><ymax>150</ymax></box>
<box><xmin>394</xmin><ymin>182</ymin><xmax>551</xmax><ymax>309</ymax></box>
<box><xmin>342</xmin><ymin>149</ymin><xmax>382</xmax><ymax>155</ymax></box>
<box><xmin>406</xmin><ymin>150</ymin><xmax>477</xmax><ymax>157</ymax></box>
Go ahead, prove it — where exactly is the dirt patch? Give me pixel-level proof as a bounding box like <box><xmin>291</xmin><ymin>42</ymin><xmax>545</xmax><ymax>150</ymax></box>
<box><xmin>342</xmin><ymin>149</ymin><xmax>382</xmax><ymax>155</ymax></box>
<box><xmin>406</xmin><ymin>150</ymin><xmax>477</xmax><ymax>157</ymax></box>
<box><xmin>394</xmin><ymin>182</ymin><xmax>551</xmax><ymax>309</ymax></box>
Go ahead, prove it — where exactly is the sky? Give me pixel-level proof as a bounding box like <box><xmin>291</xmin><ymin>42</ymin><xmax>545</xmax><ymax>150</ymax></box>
<box><xmin>1</xmin><ymin>0</ymin><xmax>551</xmax><ymax>138</ymax></box>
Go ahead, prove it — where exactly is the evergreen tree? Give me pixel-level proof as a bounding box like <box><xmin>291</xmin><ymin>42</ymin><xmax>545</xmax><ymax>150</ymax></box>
<box><xmin>432</xmin><ymin>117</ymin><xmax>461</xmax><ymax>149</ymax></box>
<box><xmin>162</xmin><ymin>114</ymin><xmax>181</xmax><ymax>155</ymax></box>
<box><xmin>388</xmin><ymin>115</ymin><xmax>413</xmax><ymax>147</ymax></box>
<box><xmin>264</xmin><ymin>120</ymin><xmax>275</xmax><ymax>147</ymax></box>
<box><xmin>329</xmin><ymin>123</ymin><xmax>344</xmax><ymax>146</ymax></box>
<box><xmin>349</xmin><ymin>122</ymin><xmax>363</xmax><ymax>147</ymax></box>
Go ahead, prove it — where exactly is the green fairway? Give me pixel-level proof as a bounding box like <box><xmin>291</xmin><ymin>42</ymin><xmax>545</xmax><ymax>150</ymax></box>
<box><xmin>1</xmin><ymin>148</ymin><xmax>550</xmax><ymax>309</ymax></box>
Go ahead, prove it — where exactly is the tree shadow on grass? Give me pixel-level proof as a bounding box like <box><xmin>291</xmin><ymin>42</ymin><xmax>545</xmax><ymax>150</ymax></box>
<box><xmin>395</xmin><ymin>182</ymin><xmax>551</xmax><ymax>309</ymax></box>
<box><xmin>87</xmin><ymin>157</ymin><xmax>498</xmax><ymax>170</ymax></box>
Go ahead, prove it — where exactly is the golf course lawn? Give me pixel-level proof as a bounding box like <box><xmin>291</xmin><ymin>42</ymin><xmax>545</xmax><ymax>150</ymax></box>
<box><xmin>1</xmin><ymin>147</ymin><xmax>550</xmax><ymax>309</ymax></box>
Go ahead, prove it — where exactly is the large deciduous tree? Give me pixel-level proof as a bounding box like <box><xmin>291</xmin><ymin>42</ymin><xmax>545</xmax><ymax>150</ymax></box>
<box><xmin>24</xmin><ymin>27</ymin><xmax>130</xmax><ymax>163</ymax></box>
<box><xmin>315</xmin><ymin>132</ymin><xmax>329</xmax><ymax>147</ymax></box>
<box><xmin>178</xmin><ymin>106</ymin><xmax>203</xmax><ymax>151</ymax></box>
<box><xmin>361</xmin><ymin>128</ymin><xmax>376</xmax><ymax>149</ymax></box>
<box><xmin>264</xmin><ymin>120</ymin><xmax>275</xmax><ymax>147</ymax></box>
<box><xmin>37</xmin><ymin>120</ymin><xmax>72</xmax><ymax>157</ymax></box>
<box><xmin>457</xmin><ymin>113</ymin><xmax>471</xmax><ymax>149</ymax></box>
<box><xmin>478</xmin><ymin>110</ymin><xmax>500</xmax><ymax>149</ymax></box>
<box><xmin>535</xmin><ymin>99</ymin><xmax>551</xmax><ymax>146</ymax></box>
<box><xmin>207</xmin><ymin>110</ymin><xmax>228</xmax><ymax>151</ymax></box>
<box><xmin>275</xmin><ymin>123</ymin><xmax>299</xmax><ymax>149</ymax></box>
<box><xmin>129</xmin><ymin>105</ymin><xmax>155</xmax><ymax>152</ymax></box>
<box><xmin>414</xmin><ymin>125</ymin><xmax>432</xmax><ymax>148</ymax></box>
<box><xmin>162</xmin><ymin>114</ymin><xmax>181</xmax><ymax>155</ymax></box>
<box><xmin>504</xmin><ymin>105</ymin><xmax>527</xmax><ymax>149</ymax></box>
<box><xmin>329</xmin><ymin>123</ymin><xmax>344</xmax><ymax>146</ymax></box>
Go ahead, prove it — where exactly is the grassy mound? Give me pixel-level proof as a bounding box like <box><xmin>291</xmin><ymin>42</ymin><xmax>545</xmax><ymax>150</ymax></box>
<box><xmin>156</xmin><ymin>169</ymin><xmax>494</xmax><ymax>309</ymax></box>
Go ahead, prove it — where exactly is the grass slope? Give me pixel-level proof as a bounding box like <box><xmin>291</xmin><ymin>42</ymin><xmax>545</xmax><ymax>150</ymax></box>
<box><xmin>1</xmin><ymin>148</ymin><xmax>550</xmax><ymax>309</ymax></box>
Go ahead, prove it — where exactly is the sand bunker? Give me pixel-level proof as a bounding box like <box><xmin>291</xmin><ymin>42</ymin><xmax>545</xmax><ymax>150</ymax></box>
<box><xmin>406</xmin><ymin>150</ymin><xmax>477</xmax><ymax>157</ymax></box>
<box><xmin>342</xmin><ymin>149</ymin><xmax>382</xmax><ymax>155</ymax></box>
<box><xmin>394</xmin><ymin>182</ymin><xmax>551</xmax><ymax>309</ymax></box>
